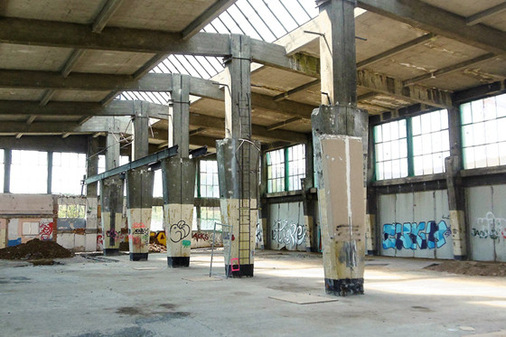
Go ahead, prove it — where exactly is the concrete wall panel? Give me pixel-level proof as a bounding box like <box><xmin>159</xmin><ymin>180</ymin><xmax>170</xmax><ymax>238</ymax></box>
<box><xmin>380</xmin><ymin>190</ymin><xmax>453</xmax><ymax>260</ymax></box>
<box><xmin>467</xmin><ymin>185</ymin><xmax>506</xmax><ymax>262</ymax></box>
<box><xmin>269</xmin><ymin>202</ymin><xmax>306</xmax><ymax>251</ymax></box>
<box><xmin>0</xmin><ymin>195</ymin><xmax>54</xmax><ymax>215</ymax></box>
<box><xmin>378</xmin><ymin>194</ymin><xmax>396</xmax><ymax>257</ymax></box>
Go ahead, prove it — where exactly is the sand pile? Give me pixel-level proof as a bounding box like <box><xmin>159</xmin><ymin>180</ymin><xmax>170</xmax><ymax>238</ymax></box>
<box><xmin>0</xmin><ymin>239</ymin><xmax>73</xmax><ymax>260</ymax></box>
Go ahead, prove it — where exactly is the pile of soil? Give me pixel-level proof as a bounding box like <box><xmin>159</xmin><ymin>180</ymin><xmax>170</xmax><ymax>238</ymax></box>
<box><xmin>149</xmin><ymin>243</ymin><xmax>167</xmax><ymax>253</ymax></box>
<box><xmin>425</xmin><ymin>260</ymin><xmax>506</xmax><ymax>277</ymax></box>
<box><xmin>0</xmin><ymin>239</ymin><xmax>73</xmax><ymax>261</ymax></box>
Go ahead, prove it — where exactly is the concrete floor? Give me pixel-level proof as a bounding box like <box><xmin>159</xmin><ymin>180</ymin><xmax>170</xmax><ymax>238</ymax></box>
<box><xmin>1</xmin><ymin>250</ymin><xmax>505</xmax><ymax>337</ymax></box>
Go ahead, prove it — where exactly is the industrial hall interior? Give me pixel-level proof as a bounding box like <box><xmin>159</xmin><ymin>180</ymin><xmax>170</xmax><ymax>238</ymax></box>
<box><xmin>0</xmin><ymin>0</ymin><xmax>505</xmax><ymax>336</ymax></box>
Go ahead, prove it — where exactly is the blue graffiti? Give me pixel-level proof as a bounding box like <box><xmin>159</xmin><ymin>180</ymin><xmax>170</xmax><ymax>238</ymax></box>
<box><xmin>383</xmin><ymin>220</ymin><xmax>450</xmax><ymax>250</ymax></box>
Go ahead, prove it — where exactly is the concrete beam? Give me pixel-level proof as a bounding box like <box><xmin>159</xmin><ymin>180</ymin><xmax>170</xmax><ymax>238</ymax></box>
<box><xmin>357</xmin><ymin>69</ymin><xmax>452</xmax><ymax>108</ymax></box>
<box><xmin>182</xmin><ymin>0</ymin><xmax>236</xmax><ymax>39</ymax></box>
<box><xmin>251</xmin><ymin>93</ymin><xmax>316</xmax><ymax>120</ymax></box>
<box><xmin>466</xmin><ymin>2</ymin><xmax>506</xmax><ymax>26</ymax></box>
<box><xmin>92</xmin><ymin>0</ymin><xmax>125</xmax><ymax>33</ymax></box>
<box><xmin>0</xmin><ymin>100</ymin><xmax>168</xmax><ymax>118</ymax></box>
<box><xmin>357</xmin><ymin>0</ymin><xmax>506</xmax><ymax>54</ymax></box>
<box><xmin>0</xmin><ymin>117</ymin><xmax>132</xmax><ymax>134</ymax></box>
<box><xmin>403</xmin><ymin>53</ymin><xmax>498</xmax><ymax>86</ymax></box>
<box><xmin>0</xmin><ymin>18</ymin><xmax>231</xmax><ymax>56</ymax></box>
<box><xmin>357</xmin><ymin>33</ymin><xmax>436</xmax><ymax>69</ymax></box>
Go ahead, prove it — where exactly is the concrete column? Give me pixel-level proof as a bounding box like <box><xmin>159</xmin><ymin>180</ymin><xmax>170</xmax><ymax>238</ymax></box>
<box><xmin>217</xmin><ymin>34</ymin><xmax>260</xmax><ymax>277</ymax></box>
<box><xmin>302</xmin><ymin>139</ymin><xmax>315</xmax><ymax>252</ymax></box>
<box><xmin>162</xmin><ymin>74</ymin><xmax>196</xmax><ymax>267</ymax></box>
<box><xmin>445</xmin><ymin>105</ymin><xmax>467</xmax><ymax>260</ymax></box>
<box><xmin>313</xmin><ymin>0</ymin><xmax>368</xmax><ymax>296</ymax></box>
<box><xmin>86</xmin><ymin>137</ymin><xmax>99</xmax><ymax>251</ymax></box>
<box><xmin>100</xmin><ymin>133</ymin><xmax>124</xmax><ymax>256</ymax></box>
<box><xmin>366</xmin><ymin>123</ymin><xmax>378</xmax><ymax>256</ymax></box>
<box><xmin>126</xmin><ymin>104</ymin><xmax>154</xmax><ymax>261</ymax></box>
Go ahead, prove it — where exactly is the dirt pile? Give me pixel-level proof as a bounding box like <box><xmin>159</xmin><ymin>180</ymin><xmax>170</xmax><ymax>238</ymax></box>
<box><xmin>0</xmin><ymin>239</ymin><xmax>73</xmax><ymax>260</ymax></box>
<box><xmin>425</xmin><ymin>260</ymin><xmax>506</xmax><ymax>277</ymax></box>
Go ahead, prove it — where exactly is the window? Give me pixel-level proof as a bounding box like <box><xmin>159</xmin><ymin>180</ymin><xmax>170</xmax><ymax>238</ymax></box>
<box><xmin>10</xmin><ymin>150</ymin><xmax>48</xmax><ymax>194</ymax></box>
<box><xmin>200</xmin><ymin>206</ymin><xmax>221</xmax><ymax>230</ymax></box>
<box><xmin>374</xmin><ymin>120</ymin><xmax>408</xmax><ymax>180</ymax></box>
<box><xmin>153</xmin><ymin>170</ymin><xmax>163</xmax><ymax>198</ymax></box>
<box><xmin>52</xmin><ymin>152</ymin><xmax>87</xmax><ymax>195</ymax></box>
<box><xmin>151</xmin><ymin>206</ymin><xmax>164</xmax><ymax>231</ymax></box>
<box><xmin>0</xmin><ymin>149</ymin><xmax>4</xmax><ymax>192</ymax></box>
<box><xmin>199</xmin><ymin>160</ymin><xmax>219</xmax><ymax>198</ymax></box>
<box><xmin>287</xmin><ymin>144</ymin><xmax>306</xmax><ymax>190</ymax></box>
<box><xmin>267</xmin><ymin>145</ymin><xmax>306</xmax><ymax>193</ymax></box>
<box><xmin>461</xmin><ymin>94</ymin><xmax>506</xmax><ymax>169</ymax></box>
<box><xmin>412</xmin><ymin>109</ymin><xmax>449</xmax><ymax>175</ymax></box>
<box><xmin>267</xmin><ymin>149</ymin><xmax>285</xmax><ymax>193</ymax></box>
<box><xmin>58</xmin><ymin>204</ymin><xmax>86</xmax><ymax>219</ymax></box>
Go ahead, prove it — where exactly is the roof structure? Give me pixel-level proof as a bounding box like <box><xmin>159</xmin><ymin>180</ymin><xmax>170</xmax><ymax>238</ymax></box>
<box><xmin>0</xmin><ymin>0</ymin><xmax>505</xmax><ymax>151</ymax></box>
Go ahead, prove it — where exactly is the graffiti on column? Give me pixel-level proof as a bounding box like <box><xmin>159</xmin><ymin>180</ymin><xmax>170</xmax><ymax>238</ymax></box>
<box><xmin>192</xmin><ymin>232</ymin><xmax>210</xmax><ymax>241</ymax></box>
<box><xmin>129</xmin><ymin>223</ymin><xmax>149</xmax><ymax>248</ymax></box>
<box><xmin>272</xmin><ymin>220</ymin><xmax>306</xmax><ymax>247</ymax></box>
<box><xmin>256</xmin><ymin>222</ymin><xmax>263</xmax><ymax>246</ymax></box>
<box><xmin>39</xmin><ymin>222</ymin><xmax>54</xmax><ymax>241</ymax></box>
<box><xmin>382</xmin><ymin>220</ymin><xmax>450</xmax><ymax>250</ymax></box>
<box><xmin>471</xmin><ymin>212</ymin><xmax>506</xmax><ymax>241</ymax></box>
<box><xmin>169</xmin><ymin>220</ymin><xmax>191</xmax><ymax>243</ymax></box>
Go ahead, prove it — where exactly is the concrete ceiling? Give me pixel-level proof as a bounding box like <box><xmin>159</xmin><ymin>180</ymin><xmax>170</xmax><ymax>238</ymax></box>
<box><xmin>0</xmin><ymin>0</ymin><xmax>504</xmax><ymax>152</ymax></box>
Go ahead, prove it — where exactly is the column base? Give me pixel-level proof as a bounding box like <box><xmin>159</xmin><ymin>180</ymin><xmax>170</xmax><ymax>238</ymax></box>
<box><xmin>167</xmin><ymin>257</ymin><xmax>190</xmax><ymax>268</ymax></box>
<box><xmin>104</xmin><ymin>248</ymin><xmax>120</xmax><ymax>256</ymax></box>
<box><xmin>325</xmin><ymin>278</ymin><xmax>364</xmax><ymax>296</ymax></box>
<box><xmin>225</xmin><ymin>264</ymin><xmax>254</xmax><ymax>278</ymax></box>
<box><xmin>367</xmin><ymin>250</ymin><xmax>378</xmax><ymax>256</ymax></box>
<box><xmin>454</xmin><ymin>255</ymin><xmax>467</xmax><ymax>261</ymax></box>
<box><xmin>130</xmin><ymin>253</ymin><xmax>148</xmax><ymax>261</ymax></box>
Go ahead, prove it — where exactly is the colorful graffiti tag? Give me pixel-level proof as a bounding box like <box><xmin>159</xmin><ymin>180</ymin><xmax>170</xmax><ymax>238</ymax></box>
<box><xmin>192</xmin><ymin>232</ymin><xmax>210</xmax><ymax>241</ymax></box>
<box><xmin>129</xmin><ymin>222</ymin><xmax>149</xmax><ymax>248</ymax></box>
<box><xmin>272</xmin><ymin>220</ymin><xmax>306</xmax><ymax>247</ymax></box>
<box><xmin>39</xmin><ymin>222</ymin><xmax>54</xmax><ymax>241</ymax></box>
<box><xmin>471</xmin><ymin>212</ymin><xmax>506</xmax><ymax>241</ymax></box>
<box><xmin>382</xmin><ymin>220</ymin><xmax>450</xmax><ymax>250</ymax></box>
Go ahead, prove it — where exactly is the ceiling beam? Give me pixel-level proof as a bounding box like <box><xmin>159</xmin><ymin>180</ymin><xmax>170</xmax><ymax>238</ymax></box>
<box><xmin>250</xmin><ymin>40</ymin><xmax>320</xmax><ymax>78</ymax></box>
<box><xmin>182</xmin><ymin>0</ymin><xmax>236</xmax><ymax>39</ymax></box>
<box><xmin>0</xmin><ymin>100</ymin><xmax>167</xmax><ymax>118</ymax></box>
<box><xmin>0</xmin><ymin>18</ymin><xmax>231</xmax><ymax>56</ymax></box>
<box><xmin>403</xmin><ymin>53</ymin><xmax>497</xmax><ymax>86</ymax></box>
<box><xmin>266</xmin><ymin>117</ymin><xmax>303</xmax><ymax>131</ymax></box>
<box><xmin>273</xmin><ymin>79</ymin><xmax>320</xmax><ymax>102</ymax></box>
<box><xmin>356</xmin><ymin>0</ymin><xmax>506</xmax><ymax>54</ymax></box>
<box><xmin>0</xmin><ymin>117</ymin><xmax>132</xmax><ymax>134</ymax></box>
<box><xmin>251</xmin><ymin>93</ymin><xmax>316</xmax><ymax>120</ymax></box>
<box><xmin>357</xmin><ymin>33</ymin><xmax>436</xmax><ymax>69</ymax></box>
<box><xmin>92</xmin><ymin>0</ymin><xmax>124</xmax><ymax>33</ymax></box>
<box><xmin>466</xmin><ymin>2</ymin><xmax>506</xmax><ymax>26</ymax></box>
<box><xmin>357</xmin><ymin>69</ymin><xmax>453</xmax><ymax>108</ymax></box>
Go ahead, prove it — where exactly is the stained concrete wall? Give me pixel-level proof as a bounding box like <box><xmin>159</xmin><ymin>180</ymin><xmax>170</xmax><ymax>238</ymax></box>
<box><xmin>379</xmin><ymin>190</ymin><xmax>453</xmax><ymax>259</ymax></box>
<box><xmin>466</xmin><ymin>184</ymin><xmax>506</xmax><ymax>262</ymax></box>
<box><xmin>269</xmin><ymin>201</ymin><xmax>307</xmax><ymax>251</ymax></box>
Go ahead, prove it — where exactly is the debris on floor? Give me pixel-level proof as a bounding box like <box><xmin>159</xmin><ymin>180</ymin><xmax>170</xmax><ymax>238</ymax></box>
<box><xmin>149</xmin><ymin>243</ymin><xmax>167</xmax><ymax>253</ymax></box>
<box><xmin>0</xmin><ymin>239</ymin><xmax>73</xmax><ymax>261</ymax></box>
<box><xmin>424</xmin><ymin>260</ymin><xmax>506</xmax><ymax>277</ymax></box>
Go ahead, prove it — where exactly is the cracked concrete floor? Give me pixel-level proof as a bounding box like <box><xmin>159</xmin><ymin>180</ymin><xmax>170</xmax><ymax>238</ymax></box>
<box><xmin>1</xmin><ymin>250</ymin><xmax>505</xmax><ymax>337</ymax></box>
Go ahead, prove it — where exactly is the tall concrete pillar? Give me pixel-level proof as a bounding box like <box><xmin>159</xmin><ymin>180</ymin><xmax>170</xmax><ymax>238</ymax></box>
<box><xmin>302</xmin><ymin>139</ymin><xmax>315</xmax><ymax>252</ymax></box>
<box><xmin>445</xmin><ymin>105</ymin><xmax>467</xmax><ymax>260</ymax></box>
<box><xmin>162</xmin><ymin>74</ymin><xmax>196</xmax><ymax>267</ymax></box>
<box><xmin>313</xmin><ymin>0</ymin><xmax>368</xmax><ymax>296</ymax></box>
<box><xmin>217</xmin><ymin>34</ymin><xmax>260</xmax><ymax>277</ymax></box>
<box><xmin>100</xmin><ymin>133</ymin><xmax>124</xmax><ymax>256</ymax></box>
<box><xmin>86</xmin><ymin>137</ymin><xmax>99</xmax><ymax>251</ymax></box>
<box><xmin>126</xmin><ymin>103</ymin><xmax>154</xmax><ymax>261</ymax></box>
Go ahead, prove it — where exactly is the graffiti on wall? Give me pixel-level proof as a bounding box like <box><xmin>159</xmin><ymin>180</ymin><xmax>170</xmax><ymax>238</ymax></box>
<box><xmin>471</xmin><ymin>212</ymin><xmax>506</xmax><ymax>241</ymax></box>
<box><xmin>39</xmin><ymin>222</ymin><xmax>54</xmax><ymax>241</ymax></box>
<box><xmin>192</xmin><ymin>232</ymin><xmax>210</xmax><ymax>241</ymax></box>
<box><xmin>272</xmin><ymin>220</ymin><xmax>306</xmax><ymax>248</ymax></box>
<box><xmin>256</xmin><ymin>222</ymin><xmax>263</xmax><ymax>247</ymax></box>
<box><xmin>382</xmin><ymin>220</ymin><xmax>450</xmax><ymax>250</ymax></box>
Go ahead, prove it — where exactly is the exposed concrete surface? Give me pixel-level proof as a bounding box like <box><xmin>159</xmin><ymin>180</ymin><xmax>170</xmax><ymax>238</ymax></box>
<box><xmin>1</xmin><ymin>250</ymin><xmax>505</xmax><ymax>337</ymax></box>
